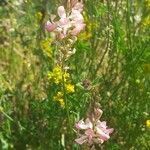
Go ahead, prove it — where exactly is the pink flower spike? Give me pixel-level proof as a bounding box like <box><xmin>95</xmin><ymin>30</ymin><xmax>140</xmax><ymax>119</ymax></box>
<box><xmin>57</xmin><ymin>6</ymin><xmax>66</xmax><ymax>19</ymax></box>
<box><xmin>45</xmin><ymin>21</ymin><xmax>57</xmax><ymax>32</ymax></box>
<box><xmin>46</xmin><ymin>1</ymin><xmax>85</xmax><ymax>38</ymax></box>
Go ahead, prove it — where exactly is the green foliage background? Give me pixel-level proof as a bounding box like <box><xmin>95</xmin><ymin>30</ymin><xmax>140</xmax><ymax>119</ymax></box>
<box><xmin>0</xmin><ymin>0</ymin><xmax>150</xmax><ymax>149</ymax></box>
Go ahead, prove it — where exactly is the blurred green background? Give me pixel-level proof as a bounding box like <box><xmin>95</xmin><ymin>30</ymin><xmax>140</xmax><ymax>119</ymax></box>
<box><xmin>0</xmin><ymin>0</ymin><xmax>150</xmax><ymax>149</ymax></box>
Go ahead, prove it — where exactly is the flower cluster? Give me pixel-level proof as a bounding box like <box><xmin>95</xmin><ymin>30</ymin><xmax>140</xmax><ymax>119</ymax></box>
<box><xmin>53</xmin><ymin>83</ymin><xmax>74</xmax><ymax>108</ymax></box>
<box><xmin>45</xmin><ymin>2</ymin><xmax>85</xmax><ymax>39</ymax></box>
<box><xmin>65</xmin><ymin>83</ymin><xmax>75</xmax><ymax>93</ymax></box>
<box><xmin>48</xmin><ymin>66</ymin><xmax>74</xmax><ymax>108</ymax></box>
<box><xmin>75</xmin><ymin>108</ymin><xmax>113</xmax><ymax>145</ymax></box>
<box><xmin>48</xmin><ymin>66</ymin><xmax>70</xmax><ymax>85</ymax></box>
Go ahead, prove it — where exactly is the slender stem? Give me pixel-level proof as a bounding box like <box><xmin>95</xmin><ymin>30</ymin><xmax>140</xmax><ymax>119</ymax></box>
<box><xmin>1</xmin><ymin>110</ymin><xmax>14</xmax><ymax>122</ymax></box>
<box><xmin>60</xmin><ymin>46</ymin><xmax>71</xmax><ymax>131</ymax></box>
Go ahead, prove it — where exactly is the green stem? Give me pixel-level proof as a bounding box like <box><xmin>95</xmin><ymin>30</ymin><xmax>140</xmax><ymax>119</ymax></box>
<box><xmin>61</xmin><ymin>57</ymin><xmax>71</xmax><ymax>132</ymax></box>
<box><xmin>1</xmin><ymin>110</ymin><xmax>14</xmax><ymax>122</ymax></box>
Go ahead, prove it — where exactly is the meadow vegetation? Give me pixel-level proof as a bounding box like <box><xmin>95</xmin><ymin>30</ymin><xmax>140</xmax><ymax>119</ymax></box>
<box><xmin>0</xmin><ymin>0</ymin><xmax>150</xmax><ymax>149</ymax></box>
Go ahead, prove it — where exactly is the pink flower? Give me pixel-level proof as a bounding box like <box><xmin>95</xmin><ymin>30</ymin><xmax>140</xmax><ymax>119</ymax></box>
<box><xmin>57</xmin><ymin>6</ymin><xmax>71</xmax><ymax>38</ymax></box>
<box><xmin>75</xmin><ymin>111</ymin><xmax>114</xmax><ymax>145</ymax></box>
<box><xmin>75</xmin><ymin>128</ymin><xmax>95</xmax><ymax>145</ymax></box>
<box><xmin>95</xmin><ymin>121</ymin><xmax>114</xmax><ymax>143</ymax></box>
<box><xmin>45</xmin><ymin>21</ymin><xmax>57</xmax><ymax>32</ymax></box>
<box><xmin>45</xmin><ymin>2</ymin><xmax>85</xmax><ymax>39</ymax></box>
<box><xmin>71</xmin><ymin>24</ymin><xmax>85</xmax><ymax>35</ymax></box>
<box><xmin>70</xmin><ymin>5</ymin><xmax>85</xmax><ymax>35</ymax></box>
<box><xmin>57</xmin><ymin>6</ymin><xmax>66</xmax><ymax>19</ymax></box>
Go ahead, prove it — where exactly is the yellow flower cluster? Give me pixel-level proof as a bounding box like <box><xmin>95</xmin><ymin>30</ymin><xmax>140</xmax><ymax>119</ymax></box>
<box><xmin>40</xmin><ymin>38</ymin><xmax>52</xmax><ymax>58</ymax></box>
<box><xmin>53</xmin><ymin>84</ymin><xmax>74</xmax><ymax>108</ymax></box>
<box><xmin>53</xmin><ymin>92</ymin><xmax>65</xmax><ymax>108</ymax></box>
<box><xmin>65</xmin><ymin>83</ymin><xmax>75</xmax><ymax>93</ymax></box>
<box><xmin>48</xmin><ymin>66</ymin><xmax>70</xmax><ymax>85</ymax></box>
<box><xmin>146</xmin><ymin>120</ymin><xmax>150</xmax><ymax>128</ymax></box>
<box><xmin>48</xmin><ymin>66</ymin><xmax>75</xmax><ymax>108</ymax></box>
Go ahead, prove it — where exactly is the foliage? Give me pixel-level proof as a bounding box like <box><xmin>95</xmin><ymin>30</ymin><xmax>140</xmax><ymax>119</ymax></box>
<box><xmin>0</xmin><ymin>0</ymin><xmax>150</xmax><ymax>149</ymax></box>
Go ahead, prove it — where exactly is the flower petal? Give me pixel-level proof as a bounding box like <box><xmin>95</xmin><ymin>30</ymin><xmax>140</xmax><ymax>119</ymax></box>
<box><xmin>76</xmin><ymin>118</ymin><xmax>93</xmax><ymax>130</ymax></box>
<box><xmin>72</xmin><ymin>2</ymin><xmax>83</xmax><ymax>12</ymax></box>
<box><xmin>105</xmin><ymin>128</ymin><xmax>114</xmax><ymax>134</ymax></box>
<box><xmin>75</xmin><ymin>135</ymin><xmax>87</xmax><ymax>145</ymax></box>
<box><xmin>57</xmin><ymin>6</ymin><xmax>66</xmax><ymax>18</ymax></box>
<box><xmin>71</xmin><ymin>23</ymin><xmax>85</xmax><ymax>35</ymax></box>
<box><xmin>96</xmin><ymin>121</ymin><xmax>107</xmax><ymax>129</ymax></box>
<box><xmin>70</xmin><ymin>10</ymin><xmax>84</xmax><ymax>23</ymax></box>
<box><xmin>85</xmin><ymin>129</ymin><xmax>95</xmax><ymax>137</ymax></box>
<box><xmin>100</xmin><ymin>121</ymin><xmax>107</xmax><ymax>129</ymax></box>
<box><xmin>96</xmin><ymin>127</ymin><xmax>110</xmax><ymax>141</ymax></box>
<box><xmin>45</xmin><ymin>21</ymin><xmax>57</xmax><ymax>32</ymax></box>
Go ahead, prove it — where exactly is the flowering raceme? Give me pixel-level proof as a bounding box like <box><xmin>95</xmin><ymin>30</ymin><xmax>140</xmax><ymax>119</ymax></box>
<box><xmin>48</xmin><ymin>66</ymin><xmax>70</xmax><ymax>85</ymax></box>
<box><xmin>45</xmin><ymin>2</ymin><xmax>85</xmax><ymax>39</ymax></box>
<box><xmin>75</xmin><ymin>108</ymin><xmax>114</xmax><ymax>145</ymax></box>
<box><xmin>48</xmin><ymin>65</ymin><xmax>74</xmax><ymax>108</ymax></box>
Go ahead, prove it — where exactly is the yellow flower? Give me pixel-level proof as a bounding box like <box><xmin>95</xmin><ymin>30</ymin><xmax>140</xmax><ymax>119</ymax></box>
<box><xmin>146</xmin><ymin>120</ymin><xmax>150</xmax><ymax>128</ymax></box>
<box><xmin>53</xmin><ymin>92</ymin><xmax>65</xmax><ymax>108</ymax></box>
<box><xmin>54</xmin><ymin>92</ymin><xmax>63</xmax><ymax>99</ymax></box>
<box><xmin>40</xmin><ymin>38</ymin><xmax>52</xmax><ymax>58</ymax></box>
<box><xmin>65</xmin><ymin>84</ymin><xmax>75</xmax><ymax>93</ymax></box>
<box><xmin>58</xmin><ymin>98</ymin><xmax>65</xmax><ymax>108</ymax></box>
<box><xmin>48</xmin><ymin>66</ymin><xmax>70</xmax><ymax>84</ymax></box>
